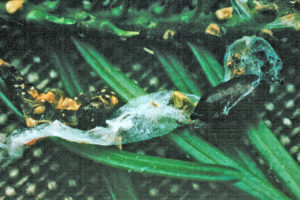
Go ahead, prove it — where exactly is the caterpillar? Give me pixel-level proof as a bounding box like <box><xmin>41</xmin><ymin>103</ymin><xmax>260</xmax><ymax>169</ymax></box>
<box><xmin>0</xmin><ymin>59</ymin><xmax>121</xmax><ymax>130</ymax></box>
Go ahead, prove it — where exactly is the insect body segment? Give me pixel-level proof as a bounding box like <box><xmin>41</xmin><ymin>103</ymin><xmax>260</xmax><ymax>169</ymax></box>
<box><xmin>77</xmin><ymin>89</ymin><xmax>120</xmax><ymax>130</ymax></box>
<box><xmin>0</xmin><ymin>59</ymin><xmax>32</xmax><ymax>108</ymax></box>
<box><xmin>0</xmin><ymin>59</ymin><xmax>121</xmax><ymax>130</ymax></box>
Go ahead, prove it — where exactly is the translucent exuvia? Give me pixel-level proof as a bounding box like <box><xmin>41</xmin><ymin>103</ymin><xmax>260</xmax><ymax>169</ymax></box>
<box><xmin>0</xmin><ymin>90</ymin><xmax>199</xmax><ymax>165</ymax></box>
<box><xmin>224</xmin><ymin>36</ymin><xmax>282</xmax><ymax>86</ymax></box>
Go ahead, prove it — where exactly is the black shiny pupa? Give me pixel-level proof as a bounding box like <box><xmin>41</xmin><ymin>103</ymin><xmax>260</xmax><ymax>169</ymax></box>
<box><xmin>190</xmin><ymin>74</ymin><xmax>263</xmax><ymax>122</ymax></box>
